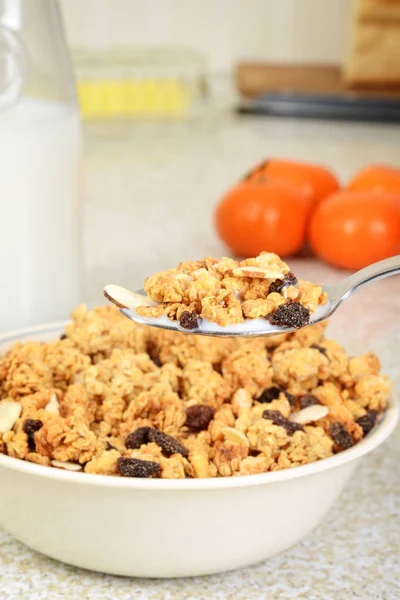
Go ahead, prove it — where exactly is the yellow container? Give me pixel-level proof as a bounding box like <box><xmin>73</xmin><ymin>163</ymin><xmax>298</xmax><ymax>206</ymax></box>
<box><xmin>72</xmin><ymin>47</ymin><xmax>207</xmax><ymax>120</ymax></box>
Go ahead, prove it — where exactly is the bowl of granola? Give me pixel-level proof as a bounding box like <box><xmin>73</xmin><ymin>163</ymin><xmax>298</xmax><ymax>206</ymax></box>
<box><xmin>0</xmin><ymin>306</ymin><xmax>397</xmax><ymax>578</ymax></box>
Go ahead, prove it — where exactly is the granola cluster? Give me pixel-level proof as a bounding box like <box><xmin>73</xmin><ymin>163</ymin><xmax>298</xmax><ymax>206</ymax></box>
<box><xmin>0</xmin><ymin>304</ymin><xmax>391</xmax><ymax>479</ymax></box>
<box><xmin>135</xmin><ymin>252</ymin><xmax>328</xmax><ymax>328</ymax></box>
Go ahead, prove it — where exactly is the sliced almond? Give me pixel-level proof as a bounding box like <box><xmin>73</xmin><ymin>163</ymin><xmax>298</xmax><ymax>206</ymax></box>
<box><xmin>222</xmin><ymin>427</ymin><xmax>250</xmax><ymax>447</ymax></box>
<box><xmin>289</xmin><ymin>405</ymin><xmax>329</xmax><ymax>425</ymax></box>
<box><xmin>232</xmin><ymin>266</ymin><xmax>285</xmax><ymax>280</ymax></box>
<box><xmin>45</xmin><ymin>393</ymin><xmax>60</xmax><ymax>414</ymax></box>
<box><xmin>0</xmin><ymin>401</ymin><xmax>22</xmax><ymax>434</ymax></box>
<box><xmin>103</xmin><ymin>284</ymin><xmax>157</xmax><ymax>310</ymax></box>
<box><xmin>51</xmin><ymin>460</ymin><xmax>82</xmax><ymax>471</ymax></box>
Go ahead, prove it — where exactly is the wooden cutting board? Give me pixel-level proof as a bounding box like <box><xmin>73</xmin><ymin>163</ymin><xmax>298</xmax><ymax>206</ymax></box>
<box><xmin>236</xmin><ymin>63</ymin><xmax>400</xmax><ymax>99</ymax></box>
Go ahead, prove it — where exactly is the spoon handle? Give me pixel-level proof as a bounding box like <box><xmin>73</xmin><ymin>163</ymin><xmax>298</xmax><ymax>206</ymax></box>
<box><xmin>332</xmin><ymin>255</ymin><xmax>400</xmax><ymax>304</ymax></box>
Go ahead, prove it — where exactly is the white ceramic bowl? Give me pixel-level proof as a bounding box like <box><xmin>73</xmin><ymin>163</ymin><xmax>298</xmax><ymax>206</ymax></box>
<box><xmin>0</xmin><ymin>323</ymin><xmax>398</xmax><ymax>578</ymax></box>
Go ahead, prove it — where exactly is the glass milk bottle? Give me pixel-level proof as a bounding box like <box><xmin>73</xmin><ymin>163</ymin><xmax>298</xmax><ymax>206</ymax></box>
<box><xmin>0</xmin><ymin>0</ymin><xmax>82</xmax><ymax>331</ymax></box>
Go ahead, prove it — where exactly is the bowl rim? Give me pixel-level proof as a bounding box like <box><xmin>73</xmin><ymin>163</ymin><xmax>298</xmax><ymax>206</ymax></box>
<box><xmin>0</xmin><ymin>321</ymin><xmax>398</xmax><ymax>491</ymax></box>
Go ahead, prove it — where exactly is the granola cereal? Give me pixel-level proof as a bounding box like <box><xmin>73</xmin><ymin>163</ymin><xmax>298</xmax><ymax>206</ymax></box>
<box><xmin>134</xmin><ymin>252</ymin><xmax>328</xmax><ymax>328</ymax></box>
<box><xmin>0</xmin><ymin>303</ymin><xmax>391</xmax><ymax>478</ymax></box>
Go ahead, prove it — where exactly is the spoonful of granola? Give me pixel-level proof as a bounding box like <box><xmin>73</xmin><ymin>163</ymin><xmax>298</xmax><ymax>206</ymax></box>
<box><xmin>104</xmin><ymin>252</ymin><xmax>399</xmax><ymax>338</ymax></box>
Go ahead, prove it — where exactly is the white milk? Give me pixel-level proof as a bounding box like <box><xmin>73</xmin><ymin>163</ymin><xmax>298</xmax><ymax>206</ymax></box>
<box><xmin>124</xmin><ymin>302</ymin><xmax>331</xmax><ymax>336</ymax></box>
<box><xmin>0</xmin><ymin>97</ymin><xmax>82</xmax><ymax>331</ymax></box>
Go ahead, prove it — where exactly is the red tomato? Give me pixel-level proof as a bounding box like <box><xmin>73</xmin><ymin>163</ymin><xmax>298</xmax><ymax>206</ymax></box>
<box><xmin>308</xmin><ymin>191</ymin><xmax>400</xmax><ymax>270</ymax></box>
<box><xmin>348</xmin><ymin>164</ymin><xmax>400</xmax><ymax>195</ymax></box>
<box><xmin>245</xmin><ymin>158</ymin><xmax>340</xmax><ymax>213</ymax></box>
<box><xmin>215</xmin><ymin>179</ymin><xmax>309</xmax><ymax>257</ymax></box>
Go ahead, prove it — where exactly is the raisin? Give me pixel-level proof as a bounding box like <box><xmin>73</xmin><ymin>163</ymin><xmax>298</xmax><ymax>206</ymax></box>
<box><xmin>310</xmin><ymin>344</ymin><xmax>328</xmax><ymax>357</ymax></box>
<box><xmin>23</xmin><ymin>419</ymin><xmax>43</xmax><ymax>452</ymax></box>
<box><xmin>268</xmin><ymin>271</ymin><xmax>298</xmax><ymax>295</ymax></box>
<box><xmin>267</xmin><ymin>302</ymin><xmax>310</xmax><ymax>329</ymax></box>
<box><xmin>179</xmin><ymin>311</ymin><xmax>199</xmax><ymax>330</ymax></box>
<box><xmin>59</xmin><ymin>333</ymin><xmax>67</xmax><ymax>340</ymax></box>
<box><xmin>284</xmin><ymin>422</ymin><xmax>305</xmax><ymax>436</ymax></box>
<box><xmin>258</xmin><ymin>386</ymin><xmax>281</xmax><ymax>403</ymax></box>
<box><xmin>268</xmin><ymin>280</ymin><xmax>284</xmax><ymax>295</ymax></box>
<box><xmin>262</xmin><ymin>410</ymin><xmax>288</xmax><ymax>427</ymax></box>
<box><xmin>151</xmin><ymin>356</ymin><xmax>162</xmax><ymax>367</ymax></box>
<box><xmin>356</xmin><ymin>410</ymin><xmax>377</xmax><ymax>436</ymax></box>
<box><xmin>283</xmin><ymin>391</ymin><xmax>296</xmax><ymax>406</ymax></box>
<box><xmin>125</xmin><ymin>426</ymin><xmax>151</xmax><ymax>449</ymax></box>
<box><xmin>300</xmin><ymin>394</ymin><xmax>320</xmax><ymax>409</ymax></box>
<box><xmin>148</xmin><ymin>428</ymin><xmax>189</xmax><ymax>458</ymax></box>
<box><xmin>185</xmin><ymin>404</ymin><xmax>214</xmax><ymax>431</ymax></box>
<box><xmin>329</xmin><ymin>422</ymin><xmax>354</xmax><ymax>450</ymax></box>
<box><xmin>262</xmin><ymin>410</ymin><xmax>304</xmax><ymax>436</ymax></box>
<box><xmin>117</xmin><ymin>457</ymin><xmax>161</xmax><ymax>478</ymax></box>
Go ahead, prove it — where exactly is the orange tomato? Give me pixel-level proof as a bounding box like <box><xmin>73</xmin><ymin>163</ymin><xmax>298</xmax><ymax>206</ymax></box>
<box><xmin>308</xmin><ymin>191</ymin><xmax>400</xmax><ymax>270</ymax></box>
<box><xmin>215</xmin><ymin>179</ymin><xmax>309</xmax><ymax>257</ymax></box>
<box><xmin>348</xmin><ymin>164</ymin><xmax>400</xmax><ymax>195</ymax></box>
<box><xmin>244</xmin><ymin>158</ymin><xmax>340</xmax><ymax>213</ymax></box>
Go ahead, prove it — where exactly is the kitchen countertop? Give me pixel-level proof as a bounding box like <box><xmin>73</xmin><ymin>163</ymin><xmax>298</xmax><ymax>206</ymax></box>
<box><xmin>1</xmin><ymin>97</ymin><xmax>399</xmax><ymax>599</ymax></box>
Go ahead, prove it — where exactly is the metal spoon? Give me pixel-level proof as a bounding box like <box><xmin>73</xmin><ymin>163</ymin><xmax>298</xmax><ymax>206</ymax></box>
<box><xmin>104</xmin><ymin>255</ymin><xmax>400</xmax><ymax>338</ymax></box>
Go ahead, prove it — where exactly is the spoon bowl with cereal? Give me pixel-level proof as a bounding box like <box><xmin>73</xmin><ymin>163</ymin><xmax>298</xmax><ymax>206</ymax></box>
<box><xmin>104</xmin><ymin>253</ymin><xmax>400</xmax><ymax>337</ymax></box>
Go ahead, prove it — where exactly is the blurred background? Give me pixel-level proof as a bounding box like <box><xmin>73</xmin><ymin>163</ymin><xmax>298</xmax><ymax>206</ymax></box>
<box><xmin>61</xmin><ymin>0</ymin><xmax>350</xmax><ymax>72</ymax></box>
<box><xmin>0</xmin><ymin>0</ymin><xmax>399</xmax><ymax>368</ymax></box>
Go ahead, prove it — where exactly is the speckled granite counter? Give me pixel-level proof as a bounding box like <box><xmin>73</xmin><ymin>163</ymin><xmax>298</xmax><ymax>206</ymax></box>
<box><xmin>1</xmin><ymin>99</ymin><xmax>399</xmax><ymax>599</ymax></box>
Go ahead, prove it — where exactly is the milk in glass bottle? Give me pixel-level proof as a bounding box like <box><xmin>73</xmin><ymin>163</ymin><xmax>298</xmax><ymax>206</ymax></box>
<box><xmin>0</xmin><ymin>0</ymin><xmax>82</xmax><ymax>330</ymax></box>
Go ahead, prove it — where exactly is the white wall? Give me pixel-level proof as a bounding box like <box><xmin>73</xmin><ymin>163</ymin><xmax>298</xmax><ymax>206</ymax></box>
<box><xmin>60</xmin><ymin>0</ymin><xmax>352</xmax><ymax>71</ymax></box>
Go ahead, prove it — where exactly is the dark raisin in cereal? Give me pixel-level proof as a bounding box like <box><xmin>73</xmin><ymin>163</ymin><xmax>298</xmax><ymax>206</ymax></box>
<box><xmin>258</xmin><ymin>386</ymin><xmax>281</xmax><ymax>403</ymax></box>
<box><xmin>283</xmin><ymin>391</ymin><xmax>296</xmax><ymax>406</ymax></box>
<box><xmin>267</xmin><ymin>302</ymin><xmax>310</xmax><ymax>329</ymax></box>
<box><xmin>262</xmin><ymin>410</ymin><xmax>288</xmax><ymax>427</ymax></box>
<box><xmin>262</xmin><ymin>410</ymin><xmax>304</xmax><ymax>436</ymax></box>
<box><xmin>329</xmin><ymin>422</ymin><xmax>354</xmax><ymax>450</ymax></box>
<box><xmin>59</xmin><ymin>333</ymin><xmax>67</xmax><ymax>340</ymax></box>
<box><xmin>148</xmin><ymin>428</ymin><xmax>189</xmax><ymax>458</ymax></box>
<box><xmin>151</xmin><ymin>356</ymin><xmax>162</xmax><ymax>367</ymax></box>
<box><xmin>125</xmin><ymin>426</ymin><xmax>151</xmax><ymax>449</ymax></box>
<box><xmin>185</xmin><ymin>404</ymin><xmax>214</xmax><ymax>431</ymax></box>
<box><xmin>117</xmin><ymin>457</ymin><xmax>161</xmax><ymax>478</ymax></box>
<box><xmin>23</xmin><ymin>419</ymin><xmax>43</xmax><ymax>452</ymax></box>
<box><xmin>356</xmin><ymin>410</ymin><xmax>378</xmax><ymax>436</ymax></box>
<box><xmin>284</xmin><ymin>271</ymin><xmax>298</xmax><ymax>287</ymax></box>
<box><xmin>268</xmin><ymin>271</ymin><xmax>298</xmax><ymax>295</ymax></box>
<box><xmin>179</xmin><ymin>311</ymin><xmax>199</xmax><ymax>330</ymax></box>
<box><xmin>300</xmin><ymin>394</ymin><xmax>320</xmax><ymax>409</ymax></box>
<box><xmin>310</xmin><ymin>344</ymin><xmax>328</xmax><ymax>357</ymax></box>
<box><xmin>284</xmin><ymin>422</ymin><xmax>304</xmax><ymax>436</ymax></box>
<box><xmin>268</xmin><ymin>280</ymin><xmax>284</xmax><ymax>295</ymax></box>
